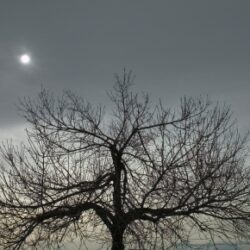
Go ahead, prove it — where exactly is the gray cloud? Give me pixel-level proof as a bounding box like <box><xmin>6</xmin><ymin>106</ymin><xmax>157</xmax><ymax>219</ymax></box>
<box><xmin>0</xmin><ymin>0</ymin><xmax>250</xmax><ymax>134</ymax></box>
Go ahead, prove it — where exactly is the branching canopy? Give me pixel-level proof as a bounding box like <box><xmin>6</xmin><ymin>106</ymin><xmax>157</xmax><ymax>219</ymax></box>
<box><xmin>0</xmin><ymin>72</ymin><xmax>250</xmax><ymax>249</ymax></box>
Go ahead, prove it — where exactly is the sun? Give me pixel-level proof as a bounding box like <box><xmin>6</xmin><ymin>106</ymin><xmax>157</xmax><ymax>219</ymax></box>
<box><xmin>19</xmin><ymin>54</ymin><xmax>31</xmax><ymax>64</ymax></box>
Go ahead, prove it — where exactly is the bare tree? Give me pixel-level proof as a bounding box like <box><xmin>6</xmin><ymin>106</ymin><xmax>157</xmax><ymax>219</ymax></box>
<box><xmin>0</xmin><ymin>72</ymin><xmax>250</xmax><ymax>250</ymax></box>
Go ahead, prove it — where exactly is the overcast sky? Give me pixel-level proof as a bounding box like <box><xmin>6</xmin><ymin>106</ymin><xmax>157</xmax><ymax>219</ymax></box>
<box><xmin>0</xmin><ymin>0</ymin><xmax>250</xmax><ymax>143</ymax></box>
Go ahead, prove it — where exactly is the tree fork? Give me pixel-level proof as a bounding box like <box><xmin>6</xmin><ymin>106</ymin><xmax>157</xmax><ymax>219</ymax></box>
<box><xmin>111</xmin><ymin>146</ymin><xmax>123</xmax><ymax>214</ymax></box>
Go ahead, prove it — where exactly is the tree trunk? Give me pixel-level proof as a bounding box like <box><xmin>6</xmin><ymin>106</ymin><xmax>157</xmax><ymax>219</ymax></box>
<box><xmin>111</xmin><ymin>230</ymin><xmax>125</xmax><ymax>250</ymax></box>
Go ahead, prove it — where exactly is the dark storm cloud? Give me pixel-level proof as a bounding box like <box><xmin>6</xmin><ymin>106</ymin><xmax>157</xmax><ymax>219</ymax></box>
<box><xmin>0</xmin><ymin>0</ymin><xmax>250</xmax><ymax>133</ymax></box>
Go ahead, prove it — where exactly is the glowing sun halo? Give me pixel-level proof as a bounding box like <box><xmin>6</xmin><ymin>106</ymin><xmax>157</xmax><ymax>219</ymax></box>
<box><xmin>19</xmin><ymin>54</ymin><xmax>31</xmax><ymax>64</ymax></box>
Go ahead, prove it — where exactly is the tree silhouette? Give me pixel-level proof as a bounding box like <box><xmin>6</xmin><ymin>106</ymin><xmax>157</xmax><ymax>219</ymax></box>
<box><xmin>0</xmin><ymin>72</ymin><xmax>250</xmax><ymax>249</ymax></box>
